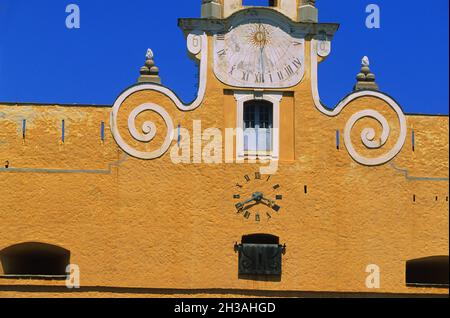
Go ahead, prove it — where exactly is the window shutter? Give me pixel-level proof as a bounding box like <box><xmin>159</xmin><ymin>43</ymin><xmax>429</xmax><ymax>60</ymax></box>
<box><xmin>237</xmin><ymin>243</ymin><xmax>283</xmax><ymax>275</ymax></box>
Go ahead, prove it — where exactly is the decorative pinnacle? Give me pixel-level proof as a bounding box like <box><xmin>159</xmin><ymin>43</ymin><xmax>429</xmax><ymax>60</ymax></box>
<box><xmin>138</xmin><ymin>48</ymin><xmax>161</xmax><ymax>84</ymax></box>
<box><xmin>354</xmin><ymin>56</ymin><xmax>379</xmax><ymax>91</ymax></box>
<box><xmin>145</xmin><ymin>48</ymin><xmax>154</xmax><ymax>60</ymax></box>
<box><xmin>362</xmin><ymin>56</ymin><xmax>370</xmax><ymax>67</ymax></box>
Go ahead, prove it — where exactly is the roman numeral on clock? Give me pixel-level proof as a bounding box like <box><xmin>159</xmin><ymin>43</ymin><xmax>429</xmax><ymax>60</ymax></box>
<box><xmin>241</xmin><ymin>72</ymin><xmax>249</xmax><ymax>82</ymax></box>
<box><xmin>216</xmin><ymin>34</ymin><xmax>225</xmax><ymax>41</ymax></box>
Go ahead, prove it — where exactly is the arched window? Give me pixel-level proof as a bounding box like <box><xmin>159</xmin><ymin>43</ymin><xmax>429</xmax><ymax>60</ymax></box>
<box><xmin>0</xmin><ymin>242</ymin><xmax>70</xmax><ymax>279</ymax></box>
<box><xmin>406</xmin><ymin>256</ymin><xmax>449</xmax><ymax>288</ymax></box>
<box><xmin>235</xmin><ymin>92</ymin><xmax>282</xmax><ymax>159</ymax></box>
<box><xmin>235</xmin><ymin>234</ymin><xmax>285</xmax><ymax>277</ymax></box>
<box><xmin>243</xmin><ymin>100</ymin><xmax>273</xmax><ymax>153</ymax></box>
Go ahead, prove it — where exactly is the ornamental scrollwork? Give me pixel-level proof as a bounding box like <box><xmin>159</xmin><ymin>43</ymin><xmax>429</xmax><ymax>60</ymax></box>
<box><xmin>110</xmin><ymin>32</ymin><xmax>207</xmax><ymax>160</ymax></box>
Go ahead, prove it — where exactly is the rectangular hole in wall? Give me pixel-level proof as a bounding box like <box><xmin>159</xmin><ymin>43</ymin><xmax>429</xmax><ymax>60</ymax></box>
<box><xmin>304</xmin><ymin>185</ymin><xmax>308</xmax><ymax>194</ymax></box>
<box><xmin>336</xmin><ymin>130</ymin><xmax>340</xmax><ymax>150</ymax></box>
<box><xmin>100</xmin><ymin>122</ymin><xmax>105</xmax><ymax>142</ymax></box>
<box><xmin>22</xmin><ymin>119</ymin><xmax>26</xmax><ymax>139</ymax></box>
<box><xmin>412</xmin><ymin>130</ymin><xmax>415</xmax><ymax>152</ymax></box>
<box><xmin>62</xmin><ymin>120</ymin><xmax>65</xmax><ymax>143</ymax></box>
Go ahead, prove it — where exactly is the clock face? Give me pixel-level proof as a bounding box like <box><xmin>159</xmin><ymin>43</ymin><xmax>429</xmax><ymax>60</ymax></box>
<box><xmin>214</xmin><ymin>21</ymin><xmax>305</xmax><ymax>88</ymax></box>
<box><xmin>233</xmin><ymin>172</ymin><xmax>283</xmax><ymax>223</ymax></box>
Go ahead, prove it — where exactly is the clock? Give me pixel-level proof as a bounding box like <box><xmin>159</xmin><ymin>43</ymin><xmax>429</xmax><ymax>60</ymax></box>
<box><xmin>233</xmin><ymin>172</ymin><xmax>283</xmax><ymax>223</ymax></box>
<box><xmin>213</xmin><ymin>19</ymin><xmax>305</xmax><ymax>88</ymax></box>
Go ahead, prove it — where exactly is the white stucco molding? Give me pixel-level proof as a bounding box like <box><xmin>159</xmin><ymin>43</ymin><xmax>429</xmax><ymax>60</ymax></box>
<box><xmin>234</xmin><ymin>91</ymin><xmax>283</xmax><ymax>160</ymax></box>
<box><xmin>111</xmin><ymin>32</ymin><xmax>208</xmax><ymax>160</ymax></box>
<box><xmin>310</xmin><ymin>39</ymin><xmax>407</xmax><ymax>166</ymax></box>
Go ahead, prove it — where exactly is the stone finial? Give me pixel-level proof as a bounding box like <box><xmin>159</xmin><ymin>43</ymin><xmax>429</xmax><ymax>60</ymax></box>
<box><xmin>138</xmin><ymin>49</ymin><xmax>161</xmax><ymax>84</ymax></box>
<box><xmin>354</xmin><ymin>56</ymin><xmax>379</xmax><ymax>91</ymax></box>
<box><xmin>362</xmin><ymin>56</ymin><xmax>370</xmax><ymax>66</ymax></box>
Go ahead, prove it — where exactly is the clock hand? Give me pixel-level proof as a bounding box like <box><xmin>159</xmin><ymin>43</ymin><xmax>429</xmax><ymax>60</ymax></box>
<box><xmin>260</xmin><ymin>196</ymin><xmax>274</xmax><ymax>206</ymax></box>
<box><xmin>235</xmin><ymin>197</ymin><xmax>256</xmax><ymax>210</ymax></box>
<box><xmin>260</xmin><ymin>195</ymin><xmax>281</xmax><ymax>212</ymax></box>
<box><xmin>235</xmin><ymin>192</ymin><xmax>264</xmax><ymax>210</ymax></box>
<box><xmin>260</xmin><ymin>47</ymin><xmax>265</xmax><ymax>74</ymax></box>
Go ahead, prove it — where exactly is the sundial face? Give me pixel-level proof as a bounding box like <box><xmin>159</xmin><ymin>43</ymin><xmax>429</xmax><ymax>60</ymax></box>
<box><xmin>213</xmin><ymin>17</ymin><xmax>305</xmax><ymax>89</ymax></box>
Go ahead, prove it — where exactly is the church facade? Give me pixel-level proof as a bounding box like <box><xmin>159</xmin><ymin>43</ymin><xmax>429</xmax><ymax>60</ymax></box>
<box><xmin>0</xmin><ymin>0</ymin><xmax>448</xmax><ymax>297</ymax></box>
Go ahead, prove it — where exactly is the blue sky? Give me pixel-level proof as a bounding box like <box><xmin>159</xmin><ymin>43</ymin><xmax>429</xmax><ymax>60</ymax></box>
<box><xmin>0</xmin><ymin>0</ymin><xmax>448</xmax><ymax>114</ymax></box>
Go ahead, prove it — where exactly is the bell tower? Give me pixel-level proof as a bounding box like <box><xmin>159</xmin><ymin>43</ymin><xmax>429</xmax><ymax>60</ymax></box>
<box><xmin>201</xmin><ymin>0</ymin><xmax>318</xmax><ymax>22</ymax></box>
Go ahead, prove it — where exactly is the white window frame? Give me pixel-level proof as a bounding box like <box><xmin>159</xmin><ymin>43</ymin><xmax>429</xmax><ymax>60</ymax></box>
<box><xmin>234</xmin><ymin>91</ymin><xmax>282</xmax><ymax>160</ymax></box>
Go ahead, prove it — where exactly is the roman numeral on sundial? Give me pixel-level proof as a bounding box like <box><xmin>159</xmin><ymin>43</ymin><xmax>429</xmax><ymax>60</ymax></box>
<box><xmin>255</xmin><ymin>73</ymin><xmax>265</xmax><ymax>83</ymax></box>
<box><xmin>277</xmin><ymin>71</ymin><xmax>284</xmax><ymax>80</ymax></box>
<box><xmin>285</xmin><ymin>65</ymin><xmax>294</xmax><ymax>76</ymax></box>
<box><xmin>293</xmin><ymin>58</ymin><xmax>302</xmax><ymax>69</ymax></box>
<box><xmin>217</xmin><ymin>49</ymin><xmax>226</xmax><ymax>57</ymax></box>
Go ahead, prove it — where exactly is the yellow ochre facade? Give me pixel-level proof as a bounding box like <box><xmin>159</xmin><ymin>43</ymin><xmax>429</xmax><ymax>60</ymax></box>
<box><xmin>0</xmin><ymin>1</ymin><xmax>448</xmax><ymax>297</ymax></box>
